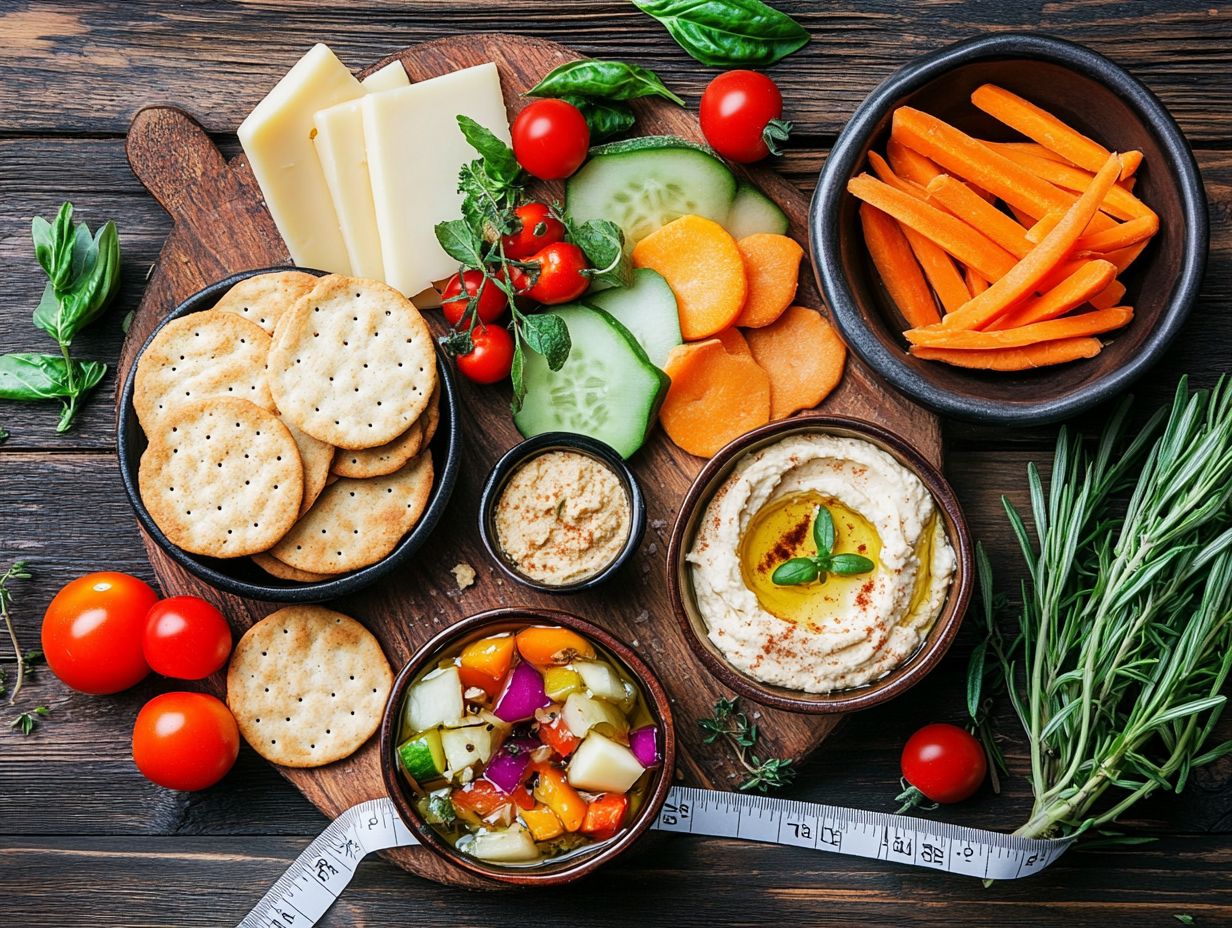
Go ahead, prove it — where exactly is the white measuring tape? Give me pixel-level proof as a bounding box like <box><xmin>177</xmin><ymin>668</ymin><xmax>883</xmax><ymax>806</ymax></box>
<box><xmin>238</xmin><ymin>788</ymin><xmax>1071</xmax><ymax>927</ymax></box>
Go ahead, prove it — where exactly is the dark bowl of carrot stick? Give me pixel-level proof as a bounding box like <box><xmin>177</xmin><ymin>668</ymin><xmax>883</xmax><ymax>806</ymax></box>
<box><xmin>812</xmin><ymin>33</ymin><xmax>1207</xmax><ymax>425</ymax></box>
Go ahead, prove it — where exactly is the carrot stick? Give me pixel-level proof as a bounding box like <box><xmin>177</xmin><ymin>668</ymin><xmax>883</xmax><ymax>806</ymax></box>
<box><xmin>901</xmin><ymin>225</ymin><xmax>971</xmax><ymax>314</ymax></box>
<box><xmin>1026</xmin><ymin>210</ymin><xmax>1065</xmax><ymax>244</ymax></box>
<box><xmin>1074</xmin><ymin>213</ymin><xmax>1159</xmax><ymax>253</ymax></box>
<box><xmin>859</xmin><ymin>203</ymin><xmax>940</xmax><ymax>328</ymax></box>
<box><xmin>965</xmin><ymin>266</ymin><xmax>990</xmax><ymax>296</ymax></box>
<box><xmin>988</xmin><ymin>145</ymin><xmax>1154</xmax><ymax>222</ymax></box>
<box><xmin>910</xmin><ymin>336</ymin><xmax>1103</xmax><ymax>370</ymax></box>
<box><xmin>847</xmin><ymin>173</ymin><xmax>1018</xmax><ymax>280</ymax></box>
<box><xmin>925</xmin><ymin>174</ymin><xmax>1033</xmax><ymax>258</ymax></box>
<box><xmin>1106</xmin><ymin>240</ymin><xmax>1150</xmax><ymax>274</ymax></box>
<box><xmin>868</xmin><ymin>151</ymin><xmax>927</xmax><ymax>197</ymax></box>
<box><xmin>971</xmin><ymin>84</ymin><xmax>1143</xmax><ymax>180</ymax></box>
<box><xmin>886</xmin><ymin>138</ymin><xmax>943</xmax><ymax>186</ymax></box>
<box><xmin>985</xmin><ymin>141</ymin><xmax>1070</xmax><ymax>164</ymax></box>
<box><xmin>907</xmin><ymin>306</ymin><xmax>1133</xmax><ymax>350</ymax></box>
<box><xmin>935</xmin><ymin>154</ymin><xmax>1124</xmax><ymax>330</ymax></box>
<box><xmin>1089</xmin><ymin>278</ymin><xmax>1126</xmax><ymax>310</ymax></box>
<box><xmin>1008</xmin><ymin>203</ymin><xmax>1035</xmax><ymax>227</ymax></box>
<box><xmin>988</xmin><ymin>259</ymin><xmax>1117</xmax><ymax>330</ymax></box>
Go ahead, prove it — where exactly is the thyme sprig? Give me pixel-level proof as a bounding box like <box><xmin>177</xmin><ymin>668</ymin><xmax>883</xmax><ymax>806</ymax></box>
<box><xmin>0</xmin><ymin>561</ymin><xmax>33</xmax><ymax>705</ymax></box>
<box><xmin>700</xmin><ymin>696</ymin><xmax>796</xmax><ymax>792</ymax></box>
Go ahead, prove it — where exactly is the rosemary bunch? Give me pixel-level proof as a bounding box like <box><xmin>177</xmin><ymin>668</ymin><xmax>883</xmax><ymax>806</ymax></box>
<box><xmin>1002</xmin><ymin>377</ymin><xmax>1232</xmax><ymax>840</ymax></box>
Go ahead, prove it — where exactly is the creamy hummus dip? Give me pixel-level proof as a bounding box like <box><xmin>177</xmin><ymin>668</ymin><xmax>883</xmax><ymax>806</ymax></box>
<box><xmin>495</xmin><ymin>450</ymin><xmax>631</xmax><ymax>585</ymax></box>
<box><xmin>687</xmin><ymin>433</ymin><xmax>956</xmax><ymax>693</ymax></box>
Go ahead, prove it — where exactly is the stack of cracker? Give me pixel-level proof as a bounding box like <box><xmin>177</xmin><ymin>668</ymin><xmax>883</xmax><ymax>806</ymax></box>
<box><xmin>136</xmin><ymin>272</ymin><xmax>439</xmax><ymax>581</ymax></box>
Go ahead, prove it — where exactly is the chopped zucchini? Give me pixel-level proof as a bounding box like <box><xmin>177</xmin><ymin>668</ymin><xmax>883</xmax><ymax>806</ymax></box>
<box><xmin>398</xmin><ymin>728</ymin><xmax>446</xmax><ymax>782</ymax></box>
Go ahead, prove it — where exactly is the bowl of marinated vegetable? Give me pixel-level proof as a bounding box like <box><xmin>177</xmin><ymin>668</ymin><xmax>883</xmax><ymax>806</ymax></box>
<box><xmin>379</xmin><ymin>608</ymin><xmax>675</xmax><ymax>885</ymax></box>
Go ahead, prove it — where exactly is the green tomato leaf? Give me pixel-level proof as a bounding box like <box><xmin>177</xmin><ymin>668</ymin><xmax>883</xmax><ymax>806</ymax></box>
<box><xmin>528</xmin><ymin>59</ymin><xmax>685</xmax><ymax>106</ymax></box>
<box><xmin>434</xmin><ymin>219</ymin><xmax>486</xmax><ymax>268</ymax></box>
<box><xmin>812</xmin><ymin>505</ymin><xmax>835</xmax><ymax>556</ymax></box>
<box><xmin>828</xmin><ymin>553</ymin><xmax>876</xmax><ymax>576</ymax></box>
<box><xmin>771</xmin><ymin>557</ymin><xmax>819</xmax><ymax>586</ymax></box>
<box><xmin>457</xmin><ymin>115</ymin><xmax>521</xmax><ymax>186</ymax></box>
<box><xmin>562</xmin><ymin>95</ymin><xmax>637</xmax><ymax>142</ymax></box>
<box><xmin>761</xmin><ymin>117</ymin><xmax>793</xmax><ymax>157</ymax></box>
<box><xmin>570</xmin><ymin>218</ymin><xmax>633</xmax><ymax>289</ymax></box>
<box><xmin>632</xmin><ymin>0</ymin><xmax>809</xmax><ymax>68</ymax></box>
<box><xmin>520</xmin><ymin>312</ymin><xmax>571</xmax><ymax>371</ymax></box>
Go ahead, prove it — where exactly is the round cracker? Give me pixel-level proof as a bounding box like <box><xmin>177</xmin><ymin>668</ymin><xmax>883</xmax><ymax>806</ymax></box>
<box><xmin>267</xmin><ymin>275</ymin><xmax>436</xmax><ymax>449</ymax></box>
<box><xmin>138</xmin><ymin>398</ymin><xmax>303</xmax><ymax>557</ymax></box>
<box><xmin>330</xmin><ymin>418</ymin><xmax>422</xmax><ymax>479</ymax></box>
<box><xmin>227</xmin><ymin>606</ymin><xmax>392</xmax><ymax>768</ymax></box>
<box><xmin>251</xmin><ymin>551</ymin><xmax>337</xmax><ymax>583</ymax></box>
<box><xmin>269</xmin><ymin>451</ymin><xmax>434</xmax><ymax>573</ymax></box>
<box><xmin>212</xmin><ymin>271</ymin><xmax>319</xmax><ymax>335</ymax></box>
<box><xmin>420</xmin><ymin>382</ymin><xmax>441</xmax><ymax>446</ymax></box>
<box><xmin>280</xmin><ymin>416</ymin><xmax>333</xmax><ymax>515</ymax></box>
<box><xmin>134</xmin><ymin>311</ymin><xmax>274</xmax><ymax>429</ymax></box>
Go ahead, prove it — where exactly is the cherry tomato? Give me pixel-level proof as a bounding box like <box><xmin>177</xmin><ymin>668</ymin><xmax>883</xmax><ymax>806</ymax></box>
<box><xmin>512</xmin><ymin>99</ymin><xmax>590</xmax><ymax>180</ymax></box>
<box><xmin>440</xmin><ymin>269</ymin><xmax>507</xmax><ymax>326</ymax></box>
<box><xmin>132</xmin><ymin>692</ymin><xmax>239</xmax><ymax>791</ymax></box>
<box><xmin>42</xmin><ymin>572</ymin><xmax>158</xmax><ymax>695</ymax></box>
<box><xmin>501</xmin><ymin>202</ymin><xmax>567</xmax><ymax>260</ymax></box>
<box><xmin>142</xmin><ymin>596</ymin><xmax>232</xmax><ymax>680</ymax></box>
<box><xmin>699</xmin><ymin>70</ymin><xmax>790</xmax><ymax>164</ymax></box>
<box><xmin>900</xmin><ymin>723</ymin><xmax>987</xmax><ymax>805</ymax></box>
<box><xmin>456</xmin><ymin>323</ymin><xmax>515</xmax><ymax>384</ymax></box>
<box><xmin>525</xmin><ymin>241</ymin><xmax>590</xmax><ymax>305</ymax></box>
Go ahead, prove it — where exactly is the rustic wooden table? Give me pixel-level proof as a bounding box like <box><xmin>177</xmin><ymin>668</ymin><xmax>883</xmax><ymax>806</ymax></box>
<box><xmin>2</xmin><ymin>2</ymin><xmax>1230</xmax><ymax>924</ymax></box>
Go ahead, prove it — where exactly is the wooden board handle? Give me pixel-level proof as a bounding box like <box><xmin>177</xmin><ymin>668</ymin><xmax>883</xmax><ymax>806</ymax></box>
<box><xmin>126</xmin><ymin>106</ymin><xmax>230</xmax><ymax>222</ymax></box>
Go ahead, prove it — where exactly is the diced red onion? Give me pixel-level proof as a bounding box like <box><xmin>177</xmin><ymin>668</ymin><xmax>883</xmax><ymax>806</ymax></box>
<box><xmin>629</xmin><ymin>725</ymin><xmax>661</xmax><ymax>768</ymax></box>
<box><xmin>483</xmin><ymin>745</ymin><xmax>531</xmax><ymax>794</ymax></box>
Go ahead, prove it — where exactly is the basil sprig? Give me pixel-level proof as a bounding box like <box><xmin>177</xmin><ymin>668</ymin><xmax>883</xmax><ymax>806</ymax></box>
<box><xmin>528</xmin><ymin>59</ymin><xmax>683</xmax><ymax>142</ymax></box>
<box><xmin>1</xmin><ymin>202</ymin><xmax>121</xmax><ymax>433</ymax></box>
<box><xmin>771</xmin><ymin>505</ymin><xmax>876</xmax><ymax>586</ymax></box>
<box><xmin>632</xmin><ymin>0</ymin><xmax>809</xmax><ymax>68</ymax></box>
<box><xmin>560</xmin><ymin>95</ymin><xmax>637</xmax><ymax>142</ymax></box>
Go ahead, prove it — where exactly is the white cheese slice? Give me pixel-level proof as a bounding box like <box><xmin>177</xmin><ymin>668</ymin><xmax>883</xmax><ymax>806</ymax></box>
<box><xmin>313</xmin><ymin>99</ymin><xmax>386</xmax><ymax>280</ymax></box>
<box><xmin>239</xmin><ymin>43</ymin><xmax>363</xmax><ymax>275</ymax></box>
<box><xmin>363</xmin><ymin>62</ymin><xmax>510</xmax><ymax>296</ymax></box>
<box><xmin>361</xmin><ymin>60</ymin><xmax>410</xmax><ymax>92</ymax></box>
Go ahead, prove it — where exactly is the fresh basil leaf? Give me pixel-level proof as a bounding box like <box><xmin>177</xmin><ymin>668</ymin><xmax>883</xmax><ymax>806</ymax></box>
<box><xmin>34</xmin><ymin>202</ymin><xmax>77</xmax><ymax>289</ymax></box>
<box><xmin>0</xmin><ymin>353</ymin><xmax>105</xmax><ymax>401</ymax></box>
<box><xmin>0</xmin><ymin>426</ymin><xmax>7</xmax><ymax>444</ymax></box>
<box><xmin>67</xmin><ymin>221</ymin><xmax>98</xmax><ymax>292</ymax></box>
<box><xmin>434</xmin><ymin>219</ymin><xmax>486</xmax><ymax>268</ymax></box>
<box><xmin>771</xmin><ymin>557</ymin><xmax>819</xmax><ymax>586</ymax></box>
<box><xmin>33</xmin><ymin>220</ymin><xmax>121</xmax><ymax>345</ymax></box>
<box><xmin>529</xmin><ymin>59</ymin><xmax>685</xmax><ymax>106</ymax></box>
<box><xmin>829</xmin><ymin>553</ymin><xmax>876</xmax><ymax>576</ymax></box>
<box><xmin>520</xmin><ymin>313</ymin><xmax>571</xmax><ymax>371</ymax></box>
<box><xmin>571</xmin><ymin>218</ymin><xmax>633</xmax><ymax>289</ymax></box>
<box><xmin>632</xmin><ymin>0</ymin><xmax>809</xmax><ymax>68</ymax></box>
<box><xmin>812</xmin><ymin>505</ymin><xmax>835</xmax><ymax>556</ymax></box>
<box><xmin>457</xmin><ymin>115</ymin><xmax>521</xmax><ymax>186</ymax></box>
<box><xmin>562</xmin><ymin>95</ymin><xmax>637</xmax><ymax>142</ymax></box>
<box><xmin>509</xmin><ymin>340</ymin><xmax>526</xmax><ymax>412</ymax></box>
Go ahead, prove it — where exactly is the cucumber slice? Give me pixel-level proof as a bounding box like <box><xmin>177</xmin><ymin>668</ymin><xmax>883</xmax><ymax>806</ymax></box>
<box><xmin>585</xmin><ymin>268</ymin><xmax>682</xmax><ymax>368</ymax></box>
<box><xmin>398</xmin><ymin>728</ymin><xmax>446</xmax><ymax>782</ymax></box>
<box><xmin>566</xmin><ymin>136</ymin><xmax>737</xmax><ymax>245</ymax></box>
<box><xmin>724</xmin><ymin>182</ymin><xmax>790</xmax><ymax>239</ymax></box>
<box><xmin>514</xmin><ymin>304</ymin><xmax>668</xmax><ymax>458</ymax></box>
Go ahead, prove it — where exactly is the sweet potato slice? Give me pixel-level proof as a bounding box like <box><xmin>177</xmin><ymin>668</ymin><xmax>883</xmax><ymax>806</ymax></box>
<box><xmin>714</xmin><ymin>327</ymin><xmax>753</xmax><ymax>358</ymax></box>
<box><xmin>660</xmin><ymin>340</ymin><xmax>770</xmax><ymax>458</ymax></box>
<box><xmin>632</xmin><ymin>215</ymin><xmax>747</xmax><ymax>341</ymax></box>
<box><xmin>911</xmin><ymin>337</ymin><xmax>1103</xmax><ymax>370</ymax></box>
<box><xmin>745</xmin><ymin>306</ymin><xmax>847</xmax><ymax>420</ymax></box>
<box><xmin>732</xmin><ymin>233</ymin><xmax>804</xmax><ymax>328</ymax></box>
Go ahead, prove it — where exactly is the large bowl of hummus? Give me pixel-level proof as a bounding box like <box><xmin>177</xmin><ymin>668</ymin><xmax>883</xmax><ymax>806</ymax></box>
<box><xmin>667</xmin><ymin>415</ymin><xmax>973</xmax><ymax>713</ymax></box>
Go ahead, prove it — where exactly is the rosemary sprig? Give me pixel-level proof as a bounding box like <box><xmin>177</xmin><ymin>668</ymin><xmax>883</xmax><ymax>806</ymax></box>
<box><xmin>0</xmin><ymin>560</ymin><xmax>33</xmax><ymax>705</ymax></box>
<box><xmin>965</xmin><ymin>543</ymin><xmax>1014</xmax><ymax>793</ymax></box>
<box><xmin>1002</xmin><ymin>377</ymin><xmax>1232</xmax><ymax>840</ymax></box>
<box><xmin>700</xmin><ymin>696</ymin><xmax>796</xmax><ymax>792</ymax></box>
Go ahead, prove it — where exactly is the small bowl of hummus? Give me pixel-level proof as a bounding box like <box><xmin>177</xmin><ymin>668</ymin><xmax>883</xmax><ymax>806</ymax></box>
<box><xmin>667</xmin><ymin>415</ymin><xmax>973</xmax><ymax>713</ymax></box>
<box><xmin>479</xmin><ymin>433</ymin><xmax>646</xmax><ymax>593</ymax></box>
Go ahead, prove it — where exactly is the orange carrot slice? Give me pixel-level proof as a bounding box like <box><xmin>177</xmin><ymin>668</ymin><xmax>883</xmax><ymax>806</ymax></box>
<box><xmin>911</xmin><ymin>336</ymin><xmax>1103</xmax><ymax>370</ymax></box>
<box><xmin>745</xmin><ymin>306</ymin><xmax>847</xmax><ymax>420</ymax></box>
<box><xmin>859</xmin><ymin>203</ymin><xmax>939</xmax><ymax>328</ymax></box>
<box><xmin>714</xmin><ymin>326</ymin><xmax>753</xmax><ymax>358</ymax></box>
<box><xmin>847</xmin><ymin>173</ymin><xmax>1018</xmax><ymax>280</ymax></box>
<box><xmin>935</xmin><ymin>154</ymin><xmax>1123</xmax><ymax>330</ymax></box>
<box><xmin>660</xmin><ymin>340</ymin><xmax>771</xmax><ymax>457</ymax></box>
<box><xmin>1106</xmin><ymin>240</ymin><xmax>1150</xmax><ymax>274</ymax></box>
<box><xmin>988</xmin><ymin>260</ymin><xmax>1117</xmax><ymax>330</ymax></box>
<box><xmin>1074</xmin><ymin>214</ymin><xmax>1159</xmax><ymax>253</ymax></box>
<box><xmin>965</xmin><ymin>266</ymin><xmax>990</xmax><ymax>296</ymax></box>
<box><xmin>901</xmin><ymin>225</ymin><xmax>971</xmax><ymax>314</ymax></box>
<box><xmin>868</xmin><ymin>151</ymin><xmax>927</xmax><ymax>197</ymax></box>
<box><xmin>925</xmin><ymin>174</ymin><xmax>1033</xmax><ymax>258</ymax></box>
<box><xmin>887</xmin><ymin>137</ymin><xmax>943</xmax><ymax>186</ymax></box>
<box><xmin>632</xmin><ymin>215</ymin><xmax>747</xmax><ymax>341</ymax></box>
<box><xmin>1025</xmin><ymin>210</ymin><xmax>1065</xmax><ymax>244</ymax></box>
<box><xmin>971</xmin><ymin>84</ymin><xmax>1142</xmax><ymax>180</ymax></box>
<box><xmin>908</xmin><ymin>306</ymin><xmax>1133</xmax><ymax>350</ymax></box>
<box><xmin>732</xmin><ymin>233</ymin><xmax>804</xmax><ymax>328</ymax></box>
<box><xmin>988</xmin><ymin>145</ymin><xmax>1155</xmax><ymax>222</ymax></box>
<box><xmin>1089</xmin><ymin>278</ymin><xmax>1126</xmax><ymax>310</ymax></box>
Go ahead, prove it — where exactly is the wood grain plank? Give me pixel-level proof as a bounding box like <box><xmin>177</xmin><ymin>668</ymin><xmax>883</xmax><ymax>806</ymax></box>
<box><xmin>1</xmin><ymin>1</ymin><xmax>1231</xmax><ymax>140</ymax></box>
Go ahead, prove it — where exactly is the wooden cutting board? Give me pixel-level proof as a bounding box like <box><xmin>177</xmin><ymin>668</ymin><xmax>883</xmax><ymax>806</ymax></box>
<box><xmin>118</xmin><ymin>32</ymin><xmax>941</xmax><ymax>890</ymax></box>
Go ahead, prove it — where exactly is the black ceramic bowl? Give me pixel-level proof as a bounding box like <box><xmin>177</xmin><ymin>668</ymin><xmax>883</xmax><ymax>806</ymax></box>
<box><xmin>117</xmin><ymin>266</ymin><xmax>460</xmax><ymax>603</ymax></box>
<box><xmin>477</xmin><ymin>432</ymin><xmax>646</xmax><ymax>593</ymax></box>
<box><xmin>812</xmin><ymin>33</ymin><xmax>1208</xmax><ymax>425</ymax></box>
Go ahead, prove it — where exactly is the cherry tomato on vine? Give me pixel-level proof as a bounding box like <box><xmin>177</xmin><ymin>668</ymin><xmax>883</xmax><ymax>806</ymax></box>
<box><xmin>501</xmin><ymin>202</ymin><xmax>567</xmax><ymax>260</ymax></box>
<box><xmin>132</xmin><ymin>692</ymin><xmax>239</xmax><ymax>791</ymax></box>
<box><xmin>142</xmin><ymin>596</ymin><xmax>232</xmax><ymax>680</ymax></box>
<box><xmin>441</xmin><ymin>269</ymin><xmax>507</xmax><ymax>326</ymax></box>
<box><xmin>525</xmin><ymin>241</ymin><xmax>590</xmax><ymax>305</ymax></box>
<box><xmin>900</xmin><ymin>723</ymin><xmax>986</xmax><ymax>805</ymax></box>
<box><xmin>456</xmin><ymin>323</ymin><xmax>515</xmax><ymax>384</ymax></box>
<box><xmin>41</xmin><ymin>572</ymin><xmax>158</xmax><ymax>695</ymax></box>
<box><xmin>699</xmin><ymin>70</ymin><xmax>791</xmax><ymax>164</ymax></box>
<box><xmin>512</xmin><ymin>99</ymin><xmax>590</xmax><ymax>180</ymax></box>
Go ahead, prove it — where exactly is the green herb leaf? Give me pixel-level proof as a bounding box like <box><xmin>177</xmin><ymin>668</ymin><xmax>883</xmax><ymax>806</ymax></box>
<box><xmin>771</xmin><ymin>557</ymin><xmax>819</xmax><ymax>586</ymax></box>
<box><xmin>434</xmin><ymin>219</ymin><xmax>486</xmax><ymax>268</ymax></box>
<box><xmin>570</xmin><ymin>218</ymin><xmax>633</xmax><ymax>289</ymax></box>
<box><xmin>828</xmin><ymin>553</ymin><xmax>875</xmax><ymax>576</ymax></box>
<box><xmin>812</xmin><ymin>504</ymin><xmax>835</xmax><ymax>556</ymax></box>
<box><xmin>562</xmin><ymin>95</ymin><xmax>637</xmax><ymax>142</ymax></box>
<box><xmin>966</xmin><ymin>639</ymin><xmax>987</xmax><ymax>721</ymax></box>
<box><xmin>32</xmin><ymin>217</ymin><xmax>121</xmax><ymax>346</ymax></box>
<box><xmin>520</xmin><ymin>313</ymin><xmax>571</xmax><ymax>371</ymax></box>
<box><xmin>1174</xmin><ymin>916</ymin><xmax>1194</xmax><ymax>925</ymax></box>
<box><xmin>528</xmin><ymin>59</ymin><xmax>685</xmax><ymax>106</ymax></box>
<box><xmin>699</xmin><ymin>696</ymin><xmax>794</xmax><ymax>792</ymax></box>
<box><xmin>0</xmin><ymin>353</ymin><xmax>105</xmax><ymax>401</ymax></box>
<box><xmin>457</xmin><ymin>115</ymin><xmax>521</xmax><ymax>186</ymax></box>
<box><xmin>509</xmin><ymin>340</ymin><xmax>526</xmax><ymax>413</ymax></box>
<box><xmin>0</xmin><ymin>427</ymin><xmax>8</xmax><ymax>444</ymax></box>
<box><xmin>632</xmin><ymin>0</ymin><xmax>810</xmax><ymax>68</ymax></box>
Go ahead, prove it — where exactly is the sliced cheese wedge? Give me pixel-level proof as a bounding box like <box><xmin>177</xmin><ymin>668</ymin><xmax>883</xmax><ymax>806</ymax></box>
<box><xmin>361</xmin><ymin>60</ymin><xmax>410</xmax><ymax>91</ymax></box>
<box><xmin>239</xmin><ymin>44</ymin><xmax>363</xmax><ymax>275</ymax></box>
<box><xmin>364</xmin><ymin>62</ymin><xmax>510</xmax><ymax>296</ymax></box>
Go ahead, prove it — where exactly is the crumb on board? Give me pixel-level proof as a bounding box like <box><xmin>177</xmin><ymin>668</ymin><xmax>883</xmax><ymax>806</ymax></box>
<box><xmin>451</xmin><ymin>562</ymin><xmax>476</xmax><ymax>590</ymax></box>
